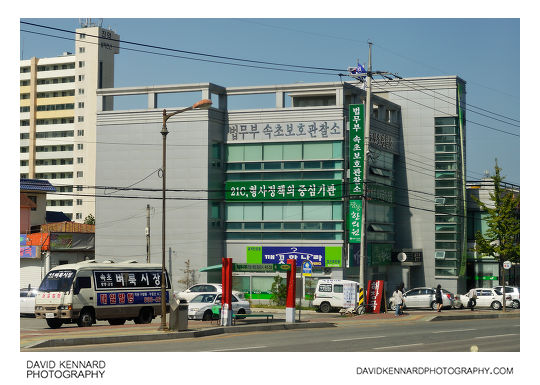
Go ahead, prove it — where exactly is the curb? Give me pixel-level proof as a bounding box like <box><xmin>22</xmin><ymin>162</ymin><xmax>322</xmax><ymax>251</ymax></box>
<box><xmin>429</xmin><ymin>312</ymin><xmax>520</xmax><ymax>321</ymax></box>
<box><xmin>24</xmin><ymin>321</ymin><xmax>335</xmax><ymax>349</ymax></box>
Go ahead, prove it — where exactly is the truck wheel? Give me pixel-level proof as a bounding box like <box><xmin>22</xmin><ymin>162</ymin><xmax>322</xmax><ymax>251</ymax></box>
<box><xmin>135</xmin><ymin>308</ymin><xmax>153</xmax><ymax>324</ymax></box>
<box><xmin>77</xmin><ymin>309</ymin><xmax>94</xmax><ymax>327</ymax></box>
<box><xmin>108</xmin><ymin>319</ymin><xmax>126</xmax><ymax>326</ymax></box>
<box><xmin>46</xmin><ymin>319</ymin><xmax>63</xmax><ymax>329</ymax></box>
<box><xmin>319</xmin><ymin>302</ymin><xmax>331</xmax><ymax>313</ymax></box>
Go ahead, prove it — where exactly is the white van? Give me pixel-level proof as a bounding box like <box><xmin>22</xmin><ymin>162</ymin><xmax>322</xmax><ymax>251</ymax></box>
<box><xmin>312</xmin><ymin>279</ymin><xmax>359</xmax><ymax>313</ymax></box>
<box><xmin>35</xmin><ymin>260</ymin><xmax>171</xmax><ymax>329</ymax></box>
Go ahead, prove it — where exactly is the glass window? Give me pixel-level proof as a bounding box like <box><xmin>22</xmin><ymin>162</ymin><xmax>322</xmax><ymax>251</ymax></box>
<box><xmin>226</xmin><ymin>204</ymin><xmax>244</xmax><ymax>221</ymax></box>
<box><xmin>435</xmin><ymin>117</ymin><xmax>457</xmax><ymax>125</ymax></box>
<box><xmin>304</xmin><ymin>202</ymin><xmax>332</xmax><ymax>220</ymax></box>
<box><xmin>435</xmin><ymin>153</ymin><xmax>457</xmax><ymax>161</ymax></box>
<box><xmin>227</xmin><ymin>146</ymin><xmax>244</xmax><ymax>162</ymax></box>
<box><xmin>263</xmin><ymin>143</ymin><xmax>283</xmax><ymax>160</ymax></box>
<box><xmin>333</xmin><ymin>284</ymin><xmax>343</xmax><ymax>293</ymax></box>
<box><xmin>319</xmin><ymin>284</ymin><xmax>332</xmax><ymax>293</ymax></box>
<box><xmin>252</xmin><ymin>276</ymin><xmax>274</xmax><ymax>295</ymax></box>
<box><xmin>332</xmin><ymin>142</ymin><xmax>342</xmax><ymax>158</ymax></box>
<box><xmin>283</xmin><ymin>203</ymin><xmax>302</xmax><ymax>220</ymax></box>
<box><xmin>263</xmin><ymin>203</ymin><xmax>282</xmax><ymax>221</ymax></box>
<box><xmin>435</xmin><ymin>126</ymin><xmax>456</xmax><ymax>135</ymax></box>
<box><xmin>244</xmin><ymin>203</ymin><xmax>262</xmax><ymax>220</ymax></box>
<box><xmin>332</xmin><ymin>202</ymin><xmax>342</xmax><ymax>220</ymax></box>
<box><xmin>244</xmin><ymin>144</ymin><xmax>262</xmax><ymax>161</ymax></box>
<box><xmin>304</xmin><ymin>142</ymin><xmax>332</xmax><ymax>159</ymax></box>
<box><xmin>283</xmin><ymin>143</ymin><xmax>302</xmax><ymax>160</ymax></box>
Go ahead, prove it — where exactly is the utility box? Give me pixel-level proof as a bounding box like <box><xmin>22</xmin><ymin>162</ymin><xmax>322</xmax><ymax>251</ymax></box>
<box><xmin>169</xmin><ymin>298</ymin><xmax>188</xmax><ymax>331</ymax></box>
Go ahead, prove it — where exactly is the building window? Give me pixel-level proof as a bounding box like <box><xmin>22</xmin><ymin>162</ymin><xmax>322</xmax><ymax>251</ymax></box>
<box><xmin>78</xmin><ymin>88</ymin><xmax>84</xmax><ymax>95</ymax></box>
<box><xmin>79</xmin><ymin>47</ymin><xmax>85</xmax><ymax>53</ymax></box>
<box><xmin>77</xmin><ymin>185</ymin><xmax>83</xmax><ymax>192</ymax></box>
<box><xmin>79</xmin><ymin>33</ymin><xmax>86</xmax><ymax>39</ymax></box>
<box><xmin>77</xmin><ymin>130</ymin><xmax>85</xmax><ymax>136</ymax></box>
<box><xmin>77</xmin><ymin>171</ymin><xmax>83</xmax><ymax>178</ymax></box>
<box><xmin>77</xmin><ymin>157</ymin><xmax>84</xmax><ymax>164</ymax></box>
<box><xmin>78</xmin><ymin>102</ymin><xmax>85</xmax><ymax>108</ymax></box>
<box><xmin>78</xmin><ymin>75</ymin><xmax>85</xmax><ymax>81</ymax></box>
<box><xmin>76</xmin><ymin>213</ymin><xmax>82</xmax><ymax>220</ymax></box>
<box><xmin>78</xmin><ymin>61</ymin><xmax>85</xmax><ymax>68</ymax></box>
<box><xmin>28</xmin><ymin>196</ymin><xmax>37</xmax><ymax>211</ymax></box>
<box><xmin>76</xmin><ymin>199</ymin><xmax>83</xmax><ymax>205</ymax></box>
<box><xmin>77</xmin><ymin>144</ymin><xmax>84</xmax><ymax>150</ymax></box>
<box><xmin>78</xmin><ymin>116</ymin><xmax>84</xmax><ymax>122</ymax></box>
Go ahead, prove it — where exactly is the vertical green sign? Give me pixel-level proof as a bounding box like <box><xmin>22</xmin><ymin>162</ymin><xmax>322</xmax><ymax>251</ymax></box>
<box><xmin>349</xmin><ymin>104</ymin><xmax>365</xmax><ymax>196</ymax></box>
<box><xmin>348</xmin><ymin>200</ymin><xmax>362</xmax><ymax>243</ymax></box>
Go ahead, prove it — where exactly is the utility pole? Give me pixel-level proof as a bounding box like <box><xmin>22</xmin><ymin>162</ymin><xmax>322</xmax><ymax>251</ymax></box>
<box><xmin>146</xmin><ymin>204</ymin><xmax>151</xmax><ymax>263</ymax></box>
<box><xmin>358</xmin><ymin>42</ymin><xmax>372</xmax><ymax>290</ymax></box>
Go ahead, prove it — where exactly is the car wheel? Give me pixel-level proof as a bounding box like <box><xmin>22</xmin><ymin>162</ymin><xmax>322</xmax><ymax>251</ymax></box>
<box><xmin>202</xmin><ymin>310</ymin><xmax>213</xmax><ymax>321</ymax></box>
<box><xmin>134</xmin><ymin>308</ymin><xmax>153</xmax><ymax>324</ymax></box>
<box><xmin>319</xmin><ymin>302</ymin><xmax>331</xmax><ymax>313</ymax></box>
<box><xmin>491</xmin><ymin>301</ymin><xmax>502</xmax><ymax>310</ymax></box>
<box><xmin>389</xmin><ymin>302</ymin><xmax>396</xmax><ymax>311</ymax></box>
<box><xmin>236</xmin><ymin>309</ymin><xmax>246</xmax><ymax>319</ymax></box>
<box><xmin>512</xmin><ymin>300</ymin><xmax>520</xmax><ymax>309</ymax></box>
<box><xmin>77</xmin><ymin>308</ymin><xmax>94</xmax><ymax>327</ymax></box>
<box><xmin>46</xmin><ymin>319</ymin><xmax>63</xmax><ymax>329</ymax></box>
<box><xmin>108</xmin><ymin>319</ymin><xmax>126</xmax><ymax>326</ymax></box>
<box><xmin>430</xmin><ymin>301</ymin><xmax>438</xmax><ymax>310</ymax></box>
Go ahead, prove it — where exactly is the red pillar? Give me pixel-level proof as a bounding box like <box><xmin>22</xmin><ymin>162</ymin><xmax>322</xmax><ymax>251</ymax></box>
<box><xmin>221</xmin><ymin>257</ymin><xmax>233</xmax><ymax>325</ymax></box>
<box><xmin>286</xmin><ymin>259</ymin><xmax>296</xmax><ymax>322</ymax></box>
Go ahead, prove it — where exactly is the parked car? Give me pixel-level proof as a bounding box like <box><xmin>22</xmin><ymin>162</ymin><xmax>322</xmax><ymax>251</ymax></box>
<box><xmin>389</xmin><ymin>287</ymin><xmax>455</xmax><ymax>311</ymax></box>
<box><xmin>174</xmin><ymin>283</ymin><xmax>223</xmax><ymax>302</ymax></box>
<box><xmin>187</xmin><ymin>293</ymin><xmax>251</xmax><ymax>321</ymax></box>
<box><xmin>455</xmin><ymin>288</ymin><xmax>512</xmax><ymax>310</ymax></box>
<box><xmin>20</xmin><ymin>287</ymin><xmax>38</xmax><ymax>317</ymax></box>
<box><xmin>493</xmin><ymin>286</ymin><xmax>520</xmax><ymax>309</ymax></box>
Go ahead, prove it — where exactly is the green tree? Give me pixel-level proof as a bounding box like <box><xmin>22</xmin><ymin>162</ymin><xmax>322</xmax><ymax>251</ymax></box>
<box><xmin>84</xmin><ymin>214</ymin><xmax>95</xmax><ymax>225</ymax></box>
<box><xmin>270</xmin><ymin>275</ymin><xmax>287</xmax><ymax>306</ymax></box>
<box><xmin>473</xmin><ymin>161</ymin><xmax>520</xmax><ymax>265</ymax></box>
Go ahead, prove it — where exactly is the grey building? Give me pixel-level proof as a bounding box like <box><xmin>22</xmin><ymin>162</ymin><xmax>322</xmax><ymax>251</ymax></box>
<box><xmin>95</xmin><ymin>77</ymin><xmax>466</xmax><ymax>296</ymax></box>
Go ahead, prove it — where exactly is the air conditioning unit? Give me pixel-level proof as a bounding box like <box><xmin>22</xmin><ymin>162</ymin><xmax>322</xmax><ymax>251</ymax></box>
<box><xmin>434</xmin><ymin>251</ymin><xmax>446</xmax><ymax>259</ymax></box>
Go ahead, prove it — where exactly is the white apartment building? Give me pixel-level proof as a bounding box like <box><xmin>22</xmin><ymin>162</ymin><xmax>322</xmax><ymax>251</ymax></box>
<box><xmin>20</xmin><ymin>21</ymin><xmax>119</xmax><ymax>221</ymax></box>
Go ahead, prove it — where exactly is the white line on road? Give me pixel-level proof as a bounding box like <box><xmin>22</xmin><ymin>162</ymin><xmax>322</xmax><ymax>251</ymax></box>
<box><xmin>332</xmin><ymin>336</ymin><xmax>386</xmax><ymax>342</ymax></box>
<box><xmin>374</xmin><ymin>343</ymin><xmax>424</xmax><ymax>350</ymax></box>
<box><xmin>208</xmin><ymin>346</ymin><xmax>267</xmax><ymax>352</ymax></box>
<box><xmin>474</xmin><ymin>334</ymin><xmax>518</xmax><ymax>339</ymax></box>
<box><xmin>432</xmin><ymin>329</ymin><xmax>476</xmax><ymax>333</ymax></box>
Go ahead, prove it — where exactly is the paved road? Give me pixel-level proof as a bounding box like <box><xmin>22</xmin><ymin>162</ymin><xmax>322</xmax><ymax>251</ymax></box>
<box><xmin>22</xmin><ymin>315</ymin><xmax>519</xmax><ymax>352</ymax></box>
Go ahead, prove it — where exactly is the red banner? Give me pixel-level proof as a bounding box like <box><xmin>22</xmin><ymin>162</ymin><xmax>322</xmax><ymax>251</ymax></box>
<box><xmin>365</xmin><ymin>280</ymin><xmax>385</xmax><ymax>313</ymax></box>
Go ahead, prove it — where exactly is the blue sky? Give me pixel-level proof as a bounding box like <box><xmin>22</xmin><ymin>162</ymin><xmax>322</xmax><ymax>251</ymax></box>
<box><xmin>19</xmin><ymin>17</ymin><xmax>520</xmax><ymax>184</ymax></box>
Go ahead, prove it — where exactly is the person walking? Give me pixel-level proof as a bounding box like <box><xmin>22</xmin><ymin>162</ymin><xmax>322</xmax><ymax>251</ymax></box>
<box><xmin>435</xmin><ymin>284</ymin><xmax>443</xmax><ymax>312</ymax></box>
<box><xmin>467</xmin><ymin>288</ymin><xmax>477</xmax><ymax>311</ymax></box>
<box><xmin>393</xmin><ymin>286</ymin><xmax>404</xmax><ymax>316</ymax></box>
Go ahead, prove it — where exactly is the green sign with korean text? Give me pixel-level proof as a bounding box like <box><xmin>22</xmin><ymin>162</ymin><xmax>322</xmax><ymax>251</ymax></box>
<box><xmin>225</xmin><ymin>180</ymin><xmax>342</xmax><ymax>201</ymax></box>
<box><xmin>348</xmin><ymin>200</ymin><xmax>362</xmax><ymax>243</ymax></box>
<box><xmin>349</xmin><ymin>104</ymin><xmax>365</xmax><ymax>196</ymax></box>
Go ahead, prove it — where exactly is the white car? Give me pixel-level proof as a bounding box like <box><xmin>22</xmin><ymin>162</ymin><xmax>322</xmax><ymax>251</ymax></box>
<box><xmin>456</xmin><ymin>288</ymin><xmax>512</xmax><ymax>310</ymax></box>
<box><xmin>493</xmin><ymin>286</ymin><xmax>520</xmax><ymax>309</ymax></box>
<box><xmin>20</xmin><ymin>288</ymin><xmax>38</xmax><ymax>316</ymax></box>
<box><xmin>389</xmin><ymin>287</ymin><xmax>455</xmax><ymax>311</ymax></box>
<box><xmin>187</xmin><ymin>293</ymin><xmax>251</xmax><ymax>321</ymax></box>
<box><xmin>174</xmin><ymin>283</ymin><xmax>223</xmax><ymax>302</ymax></box>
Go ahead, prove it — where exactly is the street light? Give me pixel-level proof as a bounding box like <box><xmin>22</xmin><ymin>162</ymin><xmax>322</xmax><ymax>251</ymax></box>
<box><xmin>159</xmin><ymin>98</ymin><xmax>212</xmax><ymax>331</ymax></box>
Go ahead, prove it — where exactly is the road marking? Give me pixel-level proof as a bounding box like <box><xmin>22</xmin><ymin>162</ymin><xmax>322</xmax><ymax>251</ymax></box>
<box><xmin>474</xmin><ymin>334</ymin><xmax>518</xmax><ymax>339</ymax></box>
<box><xmin>432</xmin><ymin>328</ymin><xmax>476</xmax><ymax>333</ymax></box>
<box><xmin>374</xmin><ymin>343</ymin><xmax>424</xmax><ymax>350</ymax></box>
<box><xmin>332</xmin><ymin>335</ymin><xmax>385</xmax><ymax>342</ymax></box>
<box><xmin>209</xmin><ymin>346</ymin><xmax>267</xmax><ymax>352</ymax></box>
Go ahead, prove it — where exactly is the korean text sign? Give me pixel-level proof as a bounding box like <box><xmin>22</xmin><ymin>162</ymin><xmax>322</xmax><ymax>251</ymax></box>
<box><xmin>226</xmin><ymin>180</ymin><xmax>342</xmax><ymax>201</ymax></box>
<box><xmin>349</xmin><ymin>104</ymin><xmax>365</xmax><ymax>196</ymax></box>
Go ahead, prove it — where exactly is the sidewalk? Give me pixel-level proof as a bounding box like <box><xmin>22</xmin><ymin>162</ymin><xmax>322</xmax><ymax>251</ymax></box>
<box><xmin>21</xmin><ymin>308</ymin><xmax>519</xmax><ymax>350</ymax></box>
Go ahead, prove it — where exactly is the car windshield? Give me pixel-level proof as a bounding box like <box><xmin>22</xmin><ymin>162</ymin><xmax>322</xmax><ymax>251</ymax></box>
<box><xmin>191</xmin><ymin>294</ymin><xmax>217</xmax><ymax>303</ymax></box>
<box><xmin>38</xmin><ymin>270</ymin><xmax>76</xmax><ymax>292</ymax></box>
<box><xmin>494</xmin><ymin>289</ymin><xmax>503</xmax><ymax>295</ymax></box>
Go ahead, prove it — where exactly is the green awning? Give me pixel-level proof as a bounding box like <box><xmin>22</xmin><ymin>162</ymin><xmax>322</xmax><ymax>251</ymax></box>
<box><xmin>199</xmin><ymin>264</ymin><xmax>222</xmax><ymax>272</ymax></box>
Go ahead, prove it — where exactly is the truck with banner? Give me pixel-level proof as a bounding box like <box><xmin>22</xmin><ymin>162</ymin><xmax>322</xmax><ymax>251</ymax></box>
<box><xmin>34</xmin><ymin>260</ymin><xmax>170</xmax><ymax>329</ymax></box>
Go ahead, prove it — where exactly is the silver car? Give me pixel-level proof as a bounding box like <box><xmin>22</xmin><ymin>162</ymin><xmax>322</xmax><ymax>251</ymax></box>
<box><xmin>187</xmin><ymin>293</ymin><xmax>251</xmax><ymax>321</ymax></box>
<box><xmin>456</xmin><ymin>288</ymin><xmax>512</xmax><ymax>310</ymax></box>
<box><xmin>389</xmin><ymin>287</ymin><xmax>455</xmax><ymax>311</ymax></box>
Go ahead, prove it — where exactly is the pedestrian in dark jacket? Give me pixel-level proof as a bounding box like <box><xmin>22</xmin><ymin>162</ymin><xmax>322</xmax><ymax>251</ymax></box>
<box><xmin>435</xmin><ymin>284</ymin><xmax>443</xmax><ymax>312</ymax></box>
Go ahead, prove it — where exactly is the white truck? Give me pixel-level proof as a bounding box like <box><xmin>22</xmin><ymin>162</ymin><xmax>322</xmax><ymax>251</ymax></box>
<box><xmin>34</xmin><ymin>260</ymin><xmax>171</xmax><ymax>329</ymax></box>
<box><xmin>312</xmin><ymin>279</ymin><xmax>360</xmax><ymax>313</ymax></box>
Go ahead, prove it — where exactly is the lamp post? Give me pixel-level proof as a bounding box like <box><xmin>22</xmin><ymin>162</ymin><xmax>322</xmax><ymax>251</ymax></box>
<box><xmin>159</xmin><ymin>98</ymin><xmax>212</xmax><ymax>331</ymax></box>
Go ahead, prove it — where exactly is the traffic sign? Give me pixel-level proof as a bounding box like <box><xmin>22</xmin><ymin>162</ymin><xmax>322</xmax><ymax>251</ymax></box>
<box><xmin>302</xmin><ymin>260</ymin><xmax>313</xmax><ymax>276</ymax></box>
<box><xmin>503</xmin><ymin>261</ymin><xmax>512</xmax><ymax>270</ymax></box>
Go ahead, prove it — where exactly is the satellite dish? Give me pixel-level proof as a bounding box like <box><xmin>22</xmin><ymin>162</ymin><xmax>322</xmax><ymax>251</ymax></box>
<box><xmin>397</xmin><ymin>252</ymin><xmax>407</xmax><ymax>263</ymax></box>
